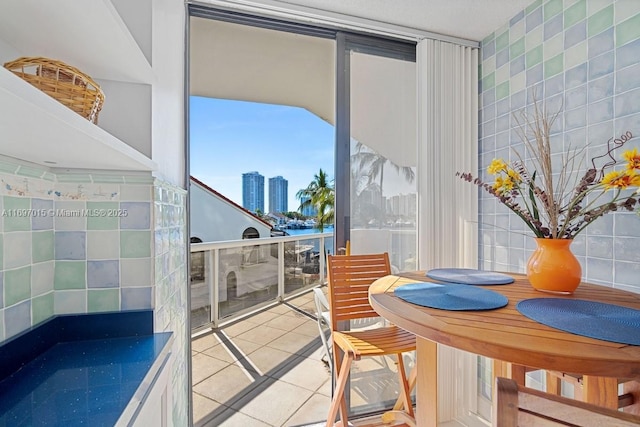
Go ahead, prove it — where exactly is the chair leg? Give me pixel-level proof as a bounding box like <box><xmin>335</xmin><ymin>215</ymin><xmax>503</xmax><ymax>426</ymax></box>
<box><xmin>317</xmin><ymin>319</ymin><xmax>333</xmax><ymax>371</ymax></box>
<box><xmin>393</xmin><ymin>360</ymin><xmax>417</xmax><ymax>411</ymax></box>
<box><xmin>381</xmin><ymin>353</ymin><xmax>416</xmax><ymax>426</ymax></box>
<box><xmin>327</xmin><ymin>350</ymin><xmax>353</xmax><ymax>426</ymax></box>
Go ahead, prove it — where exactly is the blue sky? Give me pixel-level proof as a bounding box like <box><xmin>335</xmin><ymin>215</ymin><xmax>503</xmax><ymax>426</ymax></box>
<box><xmin>189</xmin><ymin>96</ymin><xmax>334</xmax><ymax>211</ymax></box>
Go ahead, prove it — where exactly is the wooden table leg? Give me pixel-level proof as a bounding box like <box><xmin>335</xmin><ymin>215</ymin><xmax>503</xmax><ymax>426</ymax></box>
<box><xmin>492</xmin><ymin>360</ymin><xmax>527</xmax><ymax>386</ymax></box>
<box><xmin>416</xmin><ymin>338</ymin><xmax>438</xmax><ymax>427</ymax></box>
<box><xmin>583</xmin><ymin>375</ymin><xmax>619</xmax><ymax>409</ymax></box>
<box><xmin>622</xmin><ymin>380</ymin><xmax>640</xmax><ymax>414</ymax></box>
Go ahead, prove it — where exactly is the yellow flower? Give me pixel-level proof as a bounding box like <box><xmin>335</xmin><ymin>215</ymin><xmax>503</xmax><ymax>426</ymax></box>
<box><xmin>502</xmin><ymin>176</ymin><xmax>516</xmax><ymax>191</ymax></box>
<box><xmin>492</xmin><ymin>176</ymin><xmax>504</xmax><ymax>193</ymax></box>
<box><xmin>601</xmin><ymin>170</ymin><xmax>640</xmax><ymax>190</ymax></box>
<box><xmin>488</xmin><ymin>159</ymin><xmax>507</xmax><ymax>175</ymax></box>
<box><xmin>492</xmin><ymin>175</ymin><xmax>516</xmax><ymax>194</ymax></box>
<box><xmin>623</xmin><ymin>148</ymin><xmax>640</xmax><ymax>171</ymax></box>
<box><xmin>506</xmin><ymin>168</ymin><xmax>522</xmax><ymax>183</ymax></box>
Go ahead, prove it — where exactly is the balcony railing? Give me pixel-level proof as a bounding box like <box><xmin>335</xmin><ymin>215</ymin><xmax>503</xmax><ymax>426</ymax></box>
<box><xmin>190</xmin><ymin>232</ymin><xmax>334</xmax><ymax>330</ymax></box>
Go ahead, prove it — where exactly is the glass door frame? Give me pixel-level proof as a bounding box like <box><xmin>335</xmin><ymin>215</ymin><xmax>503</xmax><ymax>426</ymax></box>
<box><xmin>334</xmin><ymin>32</ymin><xmax>416</xmax><ymax>253</ymax></box>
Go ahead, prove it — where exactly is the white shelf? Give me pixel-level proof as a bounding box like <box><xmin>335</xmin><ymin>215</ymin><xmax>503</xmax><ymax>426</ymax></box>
<box><xmin>0</xmin><ymin>66</ymin><xmax>156</xmax><ymax>171</ymax></box>
<box><xmin>0</xmin><ymin>0</ymin><xmax>153</xmax><ymax>84</ymax></box>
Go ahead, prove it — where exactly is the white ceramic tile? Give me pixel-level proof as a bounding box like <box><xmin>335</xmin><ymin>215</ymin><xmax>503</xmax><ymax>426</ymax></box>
<box><xmin>119</xmin><ymin>184</ymin><xmax>152</xmax><ymax>201</ymax></box>
<box><xmin>565</xmin><ymin>40</ymin><xmax>588</xmax><ymax>69</ymax></box>
<box><xmin>0</xmin><ymin>310</ymin><xmax>4</xmax><ymax>342</ymax></box>
<box><xmin>510</xmin><ymin>18</ymin><xmax>525</xmax><ymax>42</ymax></box>
<box><xmin>615</xmin><ymin>0</ymin><xmax>640</xmax><ymax>24</ymax></box>
<box><xmin>511</xmin><ymin>72</ymin><xmax>527</xmax><ymax>94</ymax></box>
<box><xmin>121</xmin><ymin>258</ymin><xmax>152</xmax><ymax>287</ymax></box>
<box><xmin>53</xmin><ymin>200</ymin><xmax>87</xmax><ymax>230</ymax></box>
<box><xmin>483</xmin><ymin>55</ymin><xmax>496</xmax><ymax>74</ymax></box>
<box><xmin>55</xmin><ymin>183</ymin><xmax>89</xmax><ymax>200</ymax></box>
<box><xmin>83</xmin><ymin>184</ymin><xmax>120</xmax><ymax>201</ymax></box>
<box><xmin>544</xmin><ymin>33</ymin><xmax>564</xmax><ymax>60</ymax></box>
<box><xmin>588</xmin><ymin>0</ymin><xmax>611</xmax><ymax>16</ymax></box>
<box><xmin>495</xmin><ymin>63</ymin><xmax>510</xmax><ymax>86</ymax></box>
<box><xmin>86</xmin><ymin>230</ymin><xmax>119</xmax><ymax>259</ymax></box>
<box><xmin>4</xmin><ymin>231</ymin><xmax>31</xmax><ymax>269</ymax></box>
<box><xmin>525</xmin><ymin>24</ymin><xmax>544</xmax><ymax>52</ymax></box>
<box><xmin>32</xmin><ymin>261</ymin><xmax>54</xmax><ymax>296</ymax></box>
<box><xmin>54</xmin><ymin>290</ymin><xmax>87</xmax><ymax>314</ymax></box>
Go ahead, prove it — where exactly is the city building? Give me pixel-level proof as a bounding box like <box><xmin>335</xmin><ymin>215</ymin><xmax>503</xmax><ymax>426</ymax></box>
<box><xmin>242</xmin><ymin>171</ymin><xmax>264</xmax><ymax>213</ymax></box>
<box><xmin>299</xmin><ymin>194</ymin><xmax>317</xmax><ymax>217</ymax></box>
<box><xmin>268</xmin><ymin>175</ymin><xmax>288</xmax><ymax>213</ymax></box>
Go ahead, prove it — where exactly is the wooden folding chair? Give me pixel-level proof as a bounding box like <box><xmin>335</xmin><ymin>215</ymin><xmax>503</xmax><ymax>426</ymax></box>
<box><xmin>493</xmin><ymin>377</ymin><xmax>640</xmax><ymax>426</ymax></box>
<box><xmin>326</xmin><ymin>253</ymin><xmax>416</xmax><ymax>427</ymax></box>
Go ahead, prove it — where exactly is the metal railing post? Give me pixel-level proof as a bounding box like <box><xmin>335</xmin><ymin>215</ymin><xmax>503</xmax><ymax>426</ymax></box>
<box><xmin>277</xmin><ymin>240</ymin><xmax>285</xmax><ymax>302</ymax></box>
<box><xmin>210</xmin><ymin>248</ymin><xmax>219</xmax><ymax>327</ymax></box>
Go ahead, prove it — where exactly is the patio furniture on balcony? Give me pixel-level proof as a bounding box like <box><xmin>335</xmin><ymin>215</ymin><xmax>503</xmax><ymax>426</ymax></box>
<box><xmin>313</xmin><ymin>287</ymin><xmax>333</xmax><ymax>372</ymax></box>
<box><xmin>326</xmin><ymin>253</ymin><xmax>416</xmax><ymax>427</ymax></box>
<box><xmin>369</xmin><ymin>271</ymin><xmax>640</xmax><ymax>426</ymax></box>
<box><xmin>493</xmin><ymin>377</ymin><xmax>640</xmax><ymax>426</ymax></box>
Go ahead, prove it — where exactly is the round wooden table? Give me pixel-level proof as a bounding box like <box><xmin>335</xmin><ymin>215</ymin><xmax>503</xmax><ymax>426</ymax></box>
<box><xmin>369</xmin><ymin>271</ymin><xmax>640</xmax><ymax>427</ymax></box>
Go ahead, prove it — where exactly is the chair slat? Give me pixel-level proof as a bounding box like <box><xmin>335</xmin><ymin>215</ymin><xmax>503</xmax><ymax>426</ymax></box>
<box><xmin>493</xmin><ymin>377</ymin><xmax>640</xmax><ymax>427</ymax></box>
<box><xmin>325</xmin><ymin>253</ymin><xmax>416</xmax><ymax>427</ymax></box>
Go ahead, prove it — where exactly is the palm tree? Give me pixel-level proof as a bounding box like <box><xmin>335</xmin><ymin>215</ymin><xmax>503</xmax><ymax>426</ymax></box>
<box><xmin>352</xmin><ymin>142</ymin><xmax>415</xmax><ymax>226</ymax></box>
<box><xmin>296</xmin><ymin>168</ymin><xmax>335</xmax><ymax>231</ymax></box>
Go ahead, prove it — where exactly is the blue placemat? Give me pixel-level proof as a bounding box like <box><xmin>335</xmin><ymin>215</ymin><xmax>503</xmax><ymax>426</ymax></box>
<box><xmin>394</xmin><ymin>282</ymin><xmax>508</xmax><ymax>311</ymax></box>
<box><xmin>426</xmin><ymin>268</ymin><xmax>514</xmax><ymax>285</ymax></box>
<box><xmin>517</xmin><ymin>298</ymin><xmax>640</xmax><ymax>345</ymax></box>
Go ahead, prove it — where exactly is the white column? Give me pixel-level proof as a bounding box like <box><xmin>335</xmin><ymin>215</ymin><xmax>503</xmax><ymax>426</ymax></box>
<box><xmin>416</xmin><ymin>38</ymin><xmax>479</xmax><ymax>270</ymax></box>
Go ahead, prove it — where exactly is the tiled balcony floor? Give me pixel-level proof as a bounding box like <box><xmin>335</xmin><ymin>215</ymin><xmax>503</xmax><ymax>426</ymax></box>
<box><xmin>191</xmin><ymin>290</ymin><xmax>333</xmax><ymax>426</ymax></box>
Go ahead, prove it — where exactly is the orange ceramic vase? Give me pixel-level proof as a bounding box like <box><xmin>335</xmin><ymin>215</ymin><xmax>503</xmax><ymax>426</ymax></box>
<box><xmin>526</xmin><ymin>238</ymin><xmax>582</xmax><ymax>294</ymax></box>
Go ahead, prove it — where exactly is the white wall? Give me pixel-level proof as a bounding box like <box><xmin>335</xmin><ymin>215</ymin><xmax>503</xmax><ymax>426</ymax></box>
<box><xmin>152</xmin><ymin>0</ymin><xmax>186</xmax><ymax>186</ymax></box>
<box><xmin>190</xmin><ymin>182</ymin><xmax>272</xmax><ymax>242</ymax></box>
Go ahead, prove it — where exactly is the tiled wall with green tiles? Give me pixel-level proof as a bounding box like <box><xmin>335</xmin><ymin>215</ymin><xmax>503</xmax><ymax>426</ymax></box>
<box><xmin>479</xmin><ymin>0</ymin><xmax>640</xmax><ymax>291</ymax></box>
<box><xmin>153</xmin><ymin>178</ymin><xmax>189</xmax><ymax>427</ymax></box>
<box><xmin>0</xmin><ymin>158</ymin><xmax>154</xmax><ymax>343</ymax></box>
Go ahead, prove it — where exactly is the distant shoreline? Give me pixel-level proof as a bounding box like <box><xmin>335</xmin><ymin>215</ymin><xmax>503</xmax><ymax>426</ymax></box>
<box><xmin>283</xmin><ymin>226</ymin><xmax>334</xmax><ymax>236</ymax></box>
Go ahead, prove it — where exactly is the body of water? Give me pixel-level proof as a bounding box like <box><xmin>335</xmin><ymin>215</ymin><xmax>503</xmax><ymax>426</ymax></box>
<box><xmin>284</xmin><ymin>225</ymin><xmax>333</xmax><ymax>236</ymax></box>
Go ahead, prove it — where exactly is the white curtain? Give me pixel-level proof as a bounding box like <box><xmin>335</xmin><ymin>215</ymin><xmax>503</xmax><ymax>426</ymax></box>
<box><xmin>417</xmin><ymin>38</ymin><xmax>478</xmax><ymax>270</ymax></box>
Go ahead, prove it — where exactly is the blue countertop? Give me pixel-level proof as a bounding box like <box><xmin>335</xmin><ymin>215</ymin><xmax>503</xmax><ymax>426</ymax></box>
<box><xmin>0</xmin><ymin>311</ymin><xmax>172</xmax><ymax>427</ymax></box>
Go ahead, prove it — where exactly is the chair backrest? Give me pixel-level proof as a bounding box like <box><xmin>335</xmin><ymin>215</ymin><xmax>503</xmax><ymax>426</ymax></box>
<box><xmin>326</xmin><ymin>253</ymin><xmax>391</xmax><ymax>331</ymax></box>
<box><xmin>493</xmin><ymin>377</ymin><xmax>640</xmax><ymax>426</ymax></box>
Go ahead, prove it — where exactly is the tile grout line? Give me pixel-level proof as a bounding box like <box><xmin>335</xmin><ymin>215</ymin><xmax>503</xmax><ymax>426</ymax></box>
<box><xmin>215</xmin><ymin>329</ymin><xmax>263</xmax><ymax>379</ymax></box>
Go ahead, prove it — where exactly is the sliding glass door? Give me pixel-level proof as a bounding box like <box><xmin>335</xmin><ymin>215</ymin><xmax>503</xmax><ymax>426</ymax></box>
<box><xmin>336</xmin><ymin>34</ymin><xmax>417</xmax><ymax>271</ymax></box>
<box><xmin>335</xmin><ymin>33</ymin><xmax>418</xmax><ymax>417</ymax></box>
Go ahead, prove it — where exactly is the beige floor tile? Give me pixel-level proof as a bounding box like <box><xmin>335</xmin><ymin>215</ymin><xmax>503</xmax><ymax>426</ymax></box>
<box><xmin>202</xmin><ymin>341</ymin><xmax>243</xmax><ymax>364</ymax></box>
<box><xmin>277</xmin><ymin>356</ymin><xmax>331</xmax><ymax>392</ymax></box>
<box><xmin>236</xmin><ymin>324</ymin><xmax>288</xmax><ymax>346</ymax></box>
<box><xmin>246</xmin><ymin>345</ymin><xmax>299</xmax><ymax>374</ymax></box>
<box><xmin>266</xmin><ymin>303</ymin><xmax>291</xmax><ymax>314</ymax></box>
<box><xmin>263</xmin><ymin>314</ymin><xmax>308</xmax><ymax>332</ymax></box>
<box><xmin>235</xmin><ymin>380</ymin><xmax>314</xmax><ymax>426</ymax></box>
<box><xmin>201</xmin><ymin>409</ymin><xmax>272</xmax><ymax>427</ymax></box>
<box><xmin>292</xmin><ymin>320</ymin><xmax>323</xmax><ymax>338</ymax></box>
<box><xmin>191</xmin><ymin>333</ymin><xmax>220</xmax><ymax>352</ymax></box>
<box><xmin>193</xmin><ymin>364</ymin><xmax>254</xmax><ymax>403</ymax></box>
<box><xmin>283</xmin><ymin>393</ymin><xmax>331</xmax><ymax>426</ymax></box>
<box><xmin>266</xmin><ymin>330</ymin><xmax>317</xmax><ymax>356</ymax></box>
<box><xmin>192</xmin><ymin>392</ymin><xmax>222</xmax><ymax>424</ymax></box>
<box><xmin>192</xmin><ymin>353</ymin><xmax>231</xmax><ymax>385</ymax></box>
<box><xmin>226</xmin><ymin>337</ymin><xmax>263</xmax><ymax>358</ymax></box>
<box><xmin>316</xmin><ymin>376</ymin><xmax>332</xmax><ymax>397</ymax></box>
<box><xmin>220</xmin><ymin>319</ymin><xmax>258</xmax><ymax>338</ymax></box>
<box><xmin>243</xmin><ymin>310</ymin><xmax>280</xmax><ymax>325</ymax></box>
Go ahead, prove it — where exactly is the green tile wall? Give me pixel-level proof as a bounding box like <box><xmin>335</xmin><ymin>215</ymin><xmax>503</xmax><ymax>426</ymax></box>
<box><xmin>0</xmin><ymin>160</ymin><xmax>154</xmax><ymax>342</ymax></box>
<box><xmin>479</xmin><ymin>0</ymin><xmax>640</xmax><ymax>290</ymax></box>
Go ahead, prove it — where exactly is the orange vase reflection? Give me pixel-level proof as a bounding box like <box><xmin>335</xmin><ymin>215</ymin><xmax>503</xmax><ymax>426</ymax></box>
<box><xmin>527</xmin><ymin>238</ymin><xmax>582</xmax><ymax>294</ymax></box>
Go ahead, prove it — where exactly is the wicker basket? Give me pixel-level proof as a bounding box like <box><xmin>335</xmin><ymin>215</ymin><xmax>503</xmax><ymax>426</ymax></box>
<box><xmin>4</xmin><ymin>57</ymin><xmax>105</xmax><ymax>124</ymax></box>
